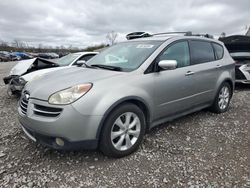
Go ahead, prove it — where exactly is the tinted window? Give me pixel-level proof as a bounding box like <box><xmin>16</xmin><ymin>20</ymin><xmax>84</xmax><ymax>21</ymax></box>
<box><xmin>79</xmin><ymin>54</ymin><xmax>96</xmax><ymax>62</ymax></box>
<box><xmin>212</xmin><ymin>43</ymin><xmax>224</xmax><ymax>60</ymax></box>
<box><xmin>189</xmin><ymin>41</ymin><xmax>215</xmax><ymax>64</ymax></box>
<box><xmin>158</xmin><ymin>41</ymin><xmax>190</xmax><ymax>68</ymax></box>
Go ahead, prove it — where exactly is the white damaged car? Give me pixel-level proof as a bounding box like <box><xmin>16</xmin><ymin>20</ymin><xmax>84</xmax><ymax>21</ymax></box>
<box><xmin>3</xmin><ymin>52</ymin><xmax>98</xmax><ymax>95</ymax></box>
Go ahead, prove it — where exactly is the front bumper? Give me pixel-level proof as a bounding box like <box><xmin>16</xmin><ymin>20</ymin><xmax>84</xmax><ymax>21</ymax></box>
<box><xmin>3</xmin><ymin>75</ymin><xmax>12</xmax><ymax>84</ymax></box>
<box><xmin>21</xmin><ymin>125</ymin><xmax>98</xmax><ymax>150</ymax></box>
<box><xmin>3</xmin><ymin>75</ymin><xmax>26</xmax><ymax>93</ymax></box>
<box><xmin>18</xmin><ymin>97</ymin><xmax>103</xmax><ymax>150</ymax></box>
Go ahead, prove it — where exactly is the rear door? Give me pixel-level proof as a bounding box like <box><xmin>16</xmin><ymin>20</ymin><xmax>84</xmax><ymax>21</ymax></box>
<box><xmin>188</xmin><ymin>40</ymin><xmax>222</xmax><ymax>104</ymax></box>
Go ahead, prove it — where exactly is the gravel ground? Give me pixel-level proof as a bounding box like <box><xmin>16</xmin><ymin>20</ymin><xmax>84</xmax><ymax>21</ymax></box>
<box><xmin>0</xmin><ymin>62</ymin><xmax>250</xmax><ymax>187</ymax></box>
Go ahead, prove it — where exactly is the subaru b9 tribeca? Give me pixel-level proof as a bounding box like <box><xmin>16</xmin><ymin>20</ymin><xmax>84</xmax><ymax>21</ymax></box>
<box><xmin>18</xmin><ymin>34</ymin><xmax>235</xmax><ymax>157</ymax></box>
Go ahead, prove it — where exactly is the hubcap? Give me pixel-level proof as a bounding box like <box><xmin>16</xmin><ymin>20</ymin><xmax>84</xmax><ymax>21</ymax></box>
<box><xmin>111</xmin><ymin>112</ymin><xmax>141</xmax><ymax>151</ymax></box>
<box><xmin>218</xmin><ymin>86</ymin><xmax>230</xmax><ymax>110</ymax></box>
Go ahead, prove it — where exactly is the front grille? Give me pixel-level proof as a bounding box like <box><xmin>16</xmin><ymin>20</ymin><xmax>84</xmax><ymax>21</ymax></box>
<box><xmin>19</xmin><ymin>91</ymin><xmax>30</xmax><ymax>115</ymax></box>
<box><xmin>20</xmin><ymin>95</ymin><xmax>29</xmax><ymax>115</ymax></box>
<box><xmin>235</xmin><ymin>66</ymin><xmax>247</xmax><ymax>80</ymax></box>
<box><xmin>33</xmin><ymin>104</ymin><xmax>62</xmax><ymax>117</ymax></box>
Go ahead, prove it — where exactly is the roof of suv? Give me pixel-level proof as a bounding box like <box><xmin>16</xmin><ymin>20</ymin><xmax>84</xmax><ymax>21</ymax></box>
<box><xmin>125</xmin><ymin>31</ymin><xmax>217</xmax><ymax>43</ymax></box>
<box><xmin>127</xmin><ymin>35</ymin><xmax>221</xmax><ymax>45</ymax></box>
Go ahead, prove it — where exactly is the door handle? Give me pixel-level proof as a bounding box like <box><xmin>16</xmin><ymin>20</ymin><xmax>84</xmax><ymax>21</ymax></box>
<box><xmin>185</xmin><ymin>71</ymin><xmax>195</xmax><ymax>76</ymax></box>
<box><xmin>216</xmin><ymin>65</ymin><xmax>222</xmax><ymax>68</ymax></box>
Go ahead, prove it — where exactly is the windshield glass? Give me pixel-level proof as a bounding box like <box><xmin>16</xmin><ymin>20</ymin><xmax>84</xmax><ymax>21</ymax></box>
<box><xmin>88</xmin><ymin>41</ymin><xmax>162</xmax><ymax>71</ymax></box>
<box><xmin>56</xmin><ymin>53</ymin><xmax>80</xmax><ymax>66</ymax></box>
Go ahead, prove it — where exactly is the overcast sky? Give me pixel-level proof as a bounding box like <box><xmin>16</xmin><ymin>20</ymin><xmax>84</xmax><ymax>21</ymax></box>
<box><xmin>0</xmin><ymin>0</ymin><xmax>249</xmax><ymax>48</ymax></box>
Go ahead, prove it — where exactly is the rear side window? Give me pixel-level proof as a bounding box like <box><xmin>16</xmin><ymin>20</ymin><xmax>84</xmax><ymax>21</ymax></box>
<box><xmin>189</xmin><ymin>40</ymin><xmax>215</xmax><ymax>64</ymax></box>
<box><xmin>158</xmin><ymin>41</ymin><xmax>190</xmax><ymax>68</ymax></box>
<box><xmin>212</xmin><ymin>43</ymin><xmax>224</xmax><ymax>60</ymax></box>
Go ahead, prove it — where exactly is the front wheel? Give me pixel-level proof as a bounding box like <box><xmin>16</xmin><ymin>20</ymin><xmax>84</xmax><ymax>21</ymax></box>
<box><xmin>210</xmin><ymin>82</ymin><xmax>232</xmax><ymax>113</ymax></box>
<box><xmin>100</xmin><ymin>103</ymin><xmax>146</xmax><ymax>158</ymax></box>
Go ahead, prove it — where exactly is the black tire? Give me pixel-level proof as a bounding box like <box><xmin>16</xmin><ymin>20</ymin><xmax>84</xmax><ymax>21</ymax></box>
<box><xmin>99</xmin><ymin>103</ymin><xmax>146</xmax><ymax>158</ymax></box>
<box><xmin>210</xmin><ymin>82</ymin><xmax>232</xmax><ymax>114</ymax></box>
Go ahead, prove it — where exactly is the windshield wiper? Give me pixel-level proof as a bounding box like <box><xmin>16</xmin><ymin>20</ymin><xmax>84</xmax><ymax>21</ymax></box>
<box><xmin>91</xmin><ymin>64</ymin><xmax>122</xmax><ymax>71</ymax></box>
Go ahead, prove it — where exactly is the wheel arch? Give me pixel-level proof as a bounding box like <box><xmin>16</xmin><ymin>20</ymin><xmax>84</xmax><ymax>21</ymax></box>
<box><xmin>96</xmin><ymin>96</ymin><xmax>151</xmax><ymax>141</ymax></box>
<box><xmin>223</xmin><ymin>78</ymin><xmax>234</xmax><ymax>98</ymax></box>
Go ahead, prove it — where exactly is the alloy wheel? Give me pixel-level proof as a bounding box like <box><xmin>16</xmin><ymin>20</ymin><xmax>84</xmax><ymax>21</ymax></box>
<box><xmin>111</xmin><ymin>112</ymin><xmax>141</xmax><ymax>151</ymax></box>
<box><xmin>218</xmin><ymin>86</ymin><xmax>230</xmax><ymax>110</ymax></box>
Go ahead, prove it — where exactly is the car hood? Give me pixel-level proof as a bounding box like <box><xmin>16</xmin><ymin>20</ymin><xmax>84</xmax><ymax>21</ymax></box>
<box><xmin>9</xmin><ymin>58</ymin><xmax>57</xmax><ymax>76</ymax></box>
<box><xmin>21</xmin><ymin>66</ymin><xmax>70</xmax><ymax>82</ymax></box>
<box><xmin>26</xmin><ymin>67</ymin><xmax>122</xmax><ymax>100</ymax></box>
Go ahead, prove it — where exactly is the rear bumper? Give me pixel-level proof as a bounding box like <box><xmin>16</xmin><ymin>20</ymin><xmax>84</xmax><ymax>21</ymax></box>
<box><xmin>235</xmin><ymin>80</ymin><xmax>250</xmax><ymax>84</ymax></box>
<box><xmin>235</xmin><ymin>64</ymin><xmax>250</xmax><ymax>83</ymax></box>
<box><xmin>21</xmin><ymin>124</ymin><xmax>98</xmax><ymax>150</ymax></box>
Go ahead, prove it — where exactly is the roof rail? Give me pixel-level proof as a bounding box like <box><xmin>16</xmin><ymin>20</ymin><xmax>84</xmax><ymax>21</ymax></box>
<box><xmin>153</xmin><ymin>31</ymin><xmax>193</xmax><ymax>36</ymax></box>
<box><xmin>126</xmin><ymin>31</ymin><xmax>214</xmax><ymax>40</ymax></box>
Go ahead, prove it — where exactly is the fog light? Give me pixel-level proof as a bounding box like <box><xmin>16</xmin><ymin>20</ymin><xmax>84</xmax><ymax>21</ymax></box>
<box><xmin>55</xmin><ymin>138</ymin><xmax>64</xmax><ymax>146</ymax></box>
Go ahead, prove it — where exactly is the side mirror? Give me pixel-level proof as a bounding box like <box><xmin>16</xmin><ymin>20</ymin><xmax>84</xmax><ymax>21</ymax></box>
<box><xmin>76</xmin><ymin>60</ymin><xmax>86</xmax><ymax>66</ymax></box>
<box><xmin>158</xmin><ymin>60</ymin><xmax>177</xmax><ymax>70</ymax></box>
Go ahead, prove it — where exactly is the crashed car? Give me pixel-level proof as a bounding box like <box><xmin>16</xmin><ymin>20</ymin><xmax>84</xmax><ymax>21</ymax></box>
<box><xmin>3</xmin><ymin>52</ymin><xmax>98</xmax><ymax>94</ymax></box>
<box><xmin>219</xmin><ymin>35</ymin><xmax>250</xmax><ymax>84</ymax></box>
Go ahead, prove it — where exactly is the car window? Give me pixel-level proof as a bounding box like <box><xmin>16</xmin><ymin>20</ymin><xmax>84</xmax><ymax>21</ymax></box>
<box><xmin>88</xmin><ymin>41</ymin><xmax>162</xmax><ymax>72</ymax></box>
<box><xmin>189</xmin><ymin>40</ymin><xmax>215</xmax><ymax>64</ymax></box>
<box><xmin>158</xmin><ymin>41</ymin><xmax>190</xmax><ymax>68</ymax></box>
<box><xmin>78</xmin><ymin>54</ymin><xmax>96</xmax><ymax>62</ymax></box>
<box><xmin>212</xmin><ymin>43</ymin><xmax>224</xmax><ymax>60</ymax></box>
<box><xmin>56</xmin><ymin>54</ymin><xmax>80</xmax><ymax>66</ymax></box>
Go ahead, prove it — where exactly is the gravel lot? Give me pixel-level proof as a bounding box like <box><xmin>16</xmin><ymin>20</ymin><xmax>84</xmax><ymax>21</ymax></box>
<box><xmin>0</xmin><ymin>62</ymin><xmax>250</xmax><ymax>187</ymax></box>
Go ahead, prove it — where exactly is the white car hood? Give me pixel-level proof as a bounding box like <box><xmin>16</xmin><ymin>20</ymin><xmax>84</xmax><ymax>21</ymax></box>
<box><xmin>9</xmin><ymin>57</ymin><xmax>57</xmax><ymax>76</ymax></box>
<box><xmin>21</xmin><ymin>66</ymin><xmax>71</xmax><ymax>82</ymax></box>
<box><xmin>10</xmin><ymin>58</ymin><xmax>37</xmax><ymax>76</ymax></box>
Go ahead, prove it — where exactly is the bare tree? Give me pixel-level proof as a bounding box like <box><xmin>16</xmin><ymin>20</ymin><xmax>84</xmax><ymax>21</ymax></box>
<box><xmin>220</xmin><ymin>32</ymin><xmax>226</xmax><ymax>38</ymax></box>
<box><xmin>106</xmin><ymin>31</ymin><xmax>118</xmax><ymax>45</ymax></box>
<box><xmin>0</xmin><ymin>40</ymin><xmax>8</xmax><ymax>47</ymax></box>
<box><xmin>12</xmin><ymin>39</ymin><xmax>24</xmax><ymax>48</ymax></box>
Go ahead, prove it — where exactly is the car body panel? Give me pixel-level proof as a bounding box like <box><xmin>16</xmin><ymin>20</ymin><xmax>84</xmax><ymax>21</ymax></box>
<box><xmin>8</xmin><ymin>58</ymin><xmax>57</xmax><ymax>76</ymax></box>
<box><xmin>21</xmin><ymin>66</ymin><xmax>71</xmax><ymax>82</ymax></box>
<box><xmin>18</xmin><ymin>35</ymin><xmax>235</xmax><ymax>150</ymax></box>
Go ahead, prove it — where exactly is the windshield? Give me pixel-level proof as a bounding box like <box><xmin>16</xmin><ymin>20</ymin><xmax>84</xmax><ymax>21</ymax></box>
<box><xmin>56</xmin><ymin>53</ymin><xmax>80</xmax><ymax>66</ymax></box>
<box><xmin>88</xmin><ymin>41</ymin><xmax>162</xmax><ymax>71</ymax></box>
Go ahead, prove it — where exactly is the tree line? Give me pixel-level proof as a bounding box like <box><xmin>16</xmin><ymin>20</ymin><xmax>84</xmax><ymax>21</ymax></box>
<box><xmin>0</xmin><ymin>31</ymin><xmax>118</xmax><ymax>54</ymax></box>
<box><xmin>0</xmin><ymin>39</ymin><xmax>107</xmax><ymax>54</ymax></box>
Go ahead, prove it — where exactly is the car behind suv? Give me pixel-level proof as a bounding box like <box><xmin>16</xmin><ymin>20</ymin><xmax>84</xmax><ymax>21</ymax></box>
<box><xmin>219</xmin><ymin>35</ymin><xmax>250</xmax><ymax>84</ymax></box>
<box><xmin>18</xmin><ymin>32</ymin><xmax>235</xmax><ymax>157</ymax></box>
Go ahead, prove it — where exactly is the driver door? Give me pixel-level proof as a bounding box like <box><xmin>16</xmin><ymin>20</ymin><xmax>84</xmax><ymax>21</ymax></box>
<box><xmin>154</xmin><ymin>40</ymin><xmax>197</xmax><ymax>119</ymax></box>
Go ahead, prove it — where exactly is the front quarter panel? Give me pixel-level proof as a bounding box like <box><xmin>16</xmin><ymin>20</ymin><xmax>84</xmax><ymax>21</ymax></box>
<box><xmin>71</xmin><ymin>73</ymin><xmax>155</xmax><ymax>118</ymax></box>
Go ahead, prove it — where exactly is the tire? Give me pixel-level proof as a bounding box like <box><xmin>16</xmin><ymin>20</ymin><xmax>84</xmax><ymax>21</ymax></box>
<box><xmin>100</xmin><ymin>103</ymin><xmax>146</xmax><ymax>158</ymax></box>
<box><xmin>210</xmin><ymin>82</ymin><xmax>232</xmax><ymax>114</ymax></box>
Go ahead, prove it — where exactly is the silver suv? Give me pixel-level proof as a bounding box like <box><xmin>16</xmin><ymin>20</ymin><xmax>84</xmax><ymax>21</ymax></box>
<box><xmin>18</xmin><ymin>32</ymin><xmax>235</xmax><ymax>157</ymax></box>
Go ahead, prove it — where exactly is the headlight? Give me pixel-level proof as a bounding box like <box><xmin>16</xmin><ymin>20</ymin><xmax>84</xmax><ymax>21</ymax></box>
<box><xmin>48</xmin><ymin>83</ymin><xmax>92</xmax><ymax>105</ymax></box>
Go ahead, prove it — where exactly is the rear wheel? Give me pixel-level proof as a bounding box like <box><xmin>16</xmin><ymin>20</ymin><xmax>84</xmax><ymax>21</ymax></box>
<box><xmin>210</xmin><ymin>82</ymin><xmax>232</xmax><ymax>113</ymax></box>
<box><xmin>100</xmin><ymin>103</ymin><xmax>146</xmax><ymax>158</ymax></box>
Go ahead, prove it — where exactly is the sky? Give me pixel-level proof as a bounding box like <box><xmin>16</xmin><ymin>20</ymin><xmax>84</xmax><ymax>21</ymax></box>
<box><xmin>0</xmin><ymin>0</ymin><xmax>249</xmax><ymax>48</ymax></box>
